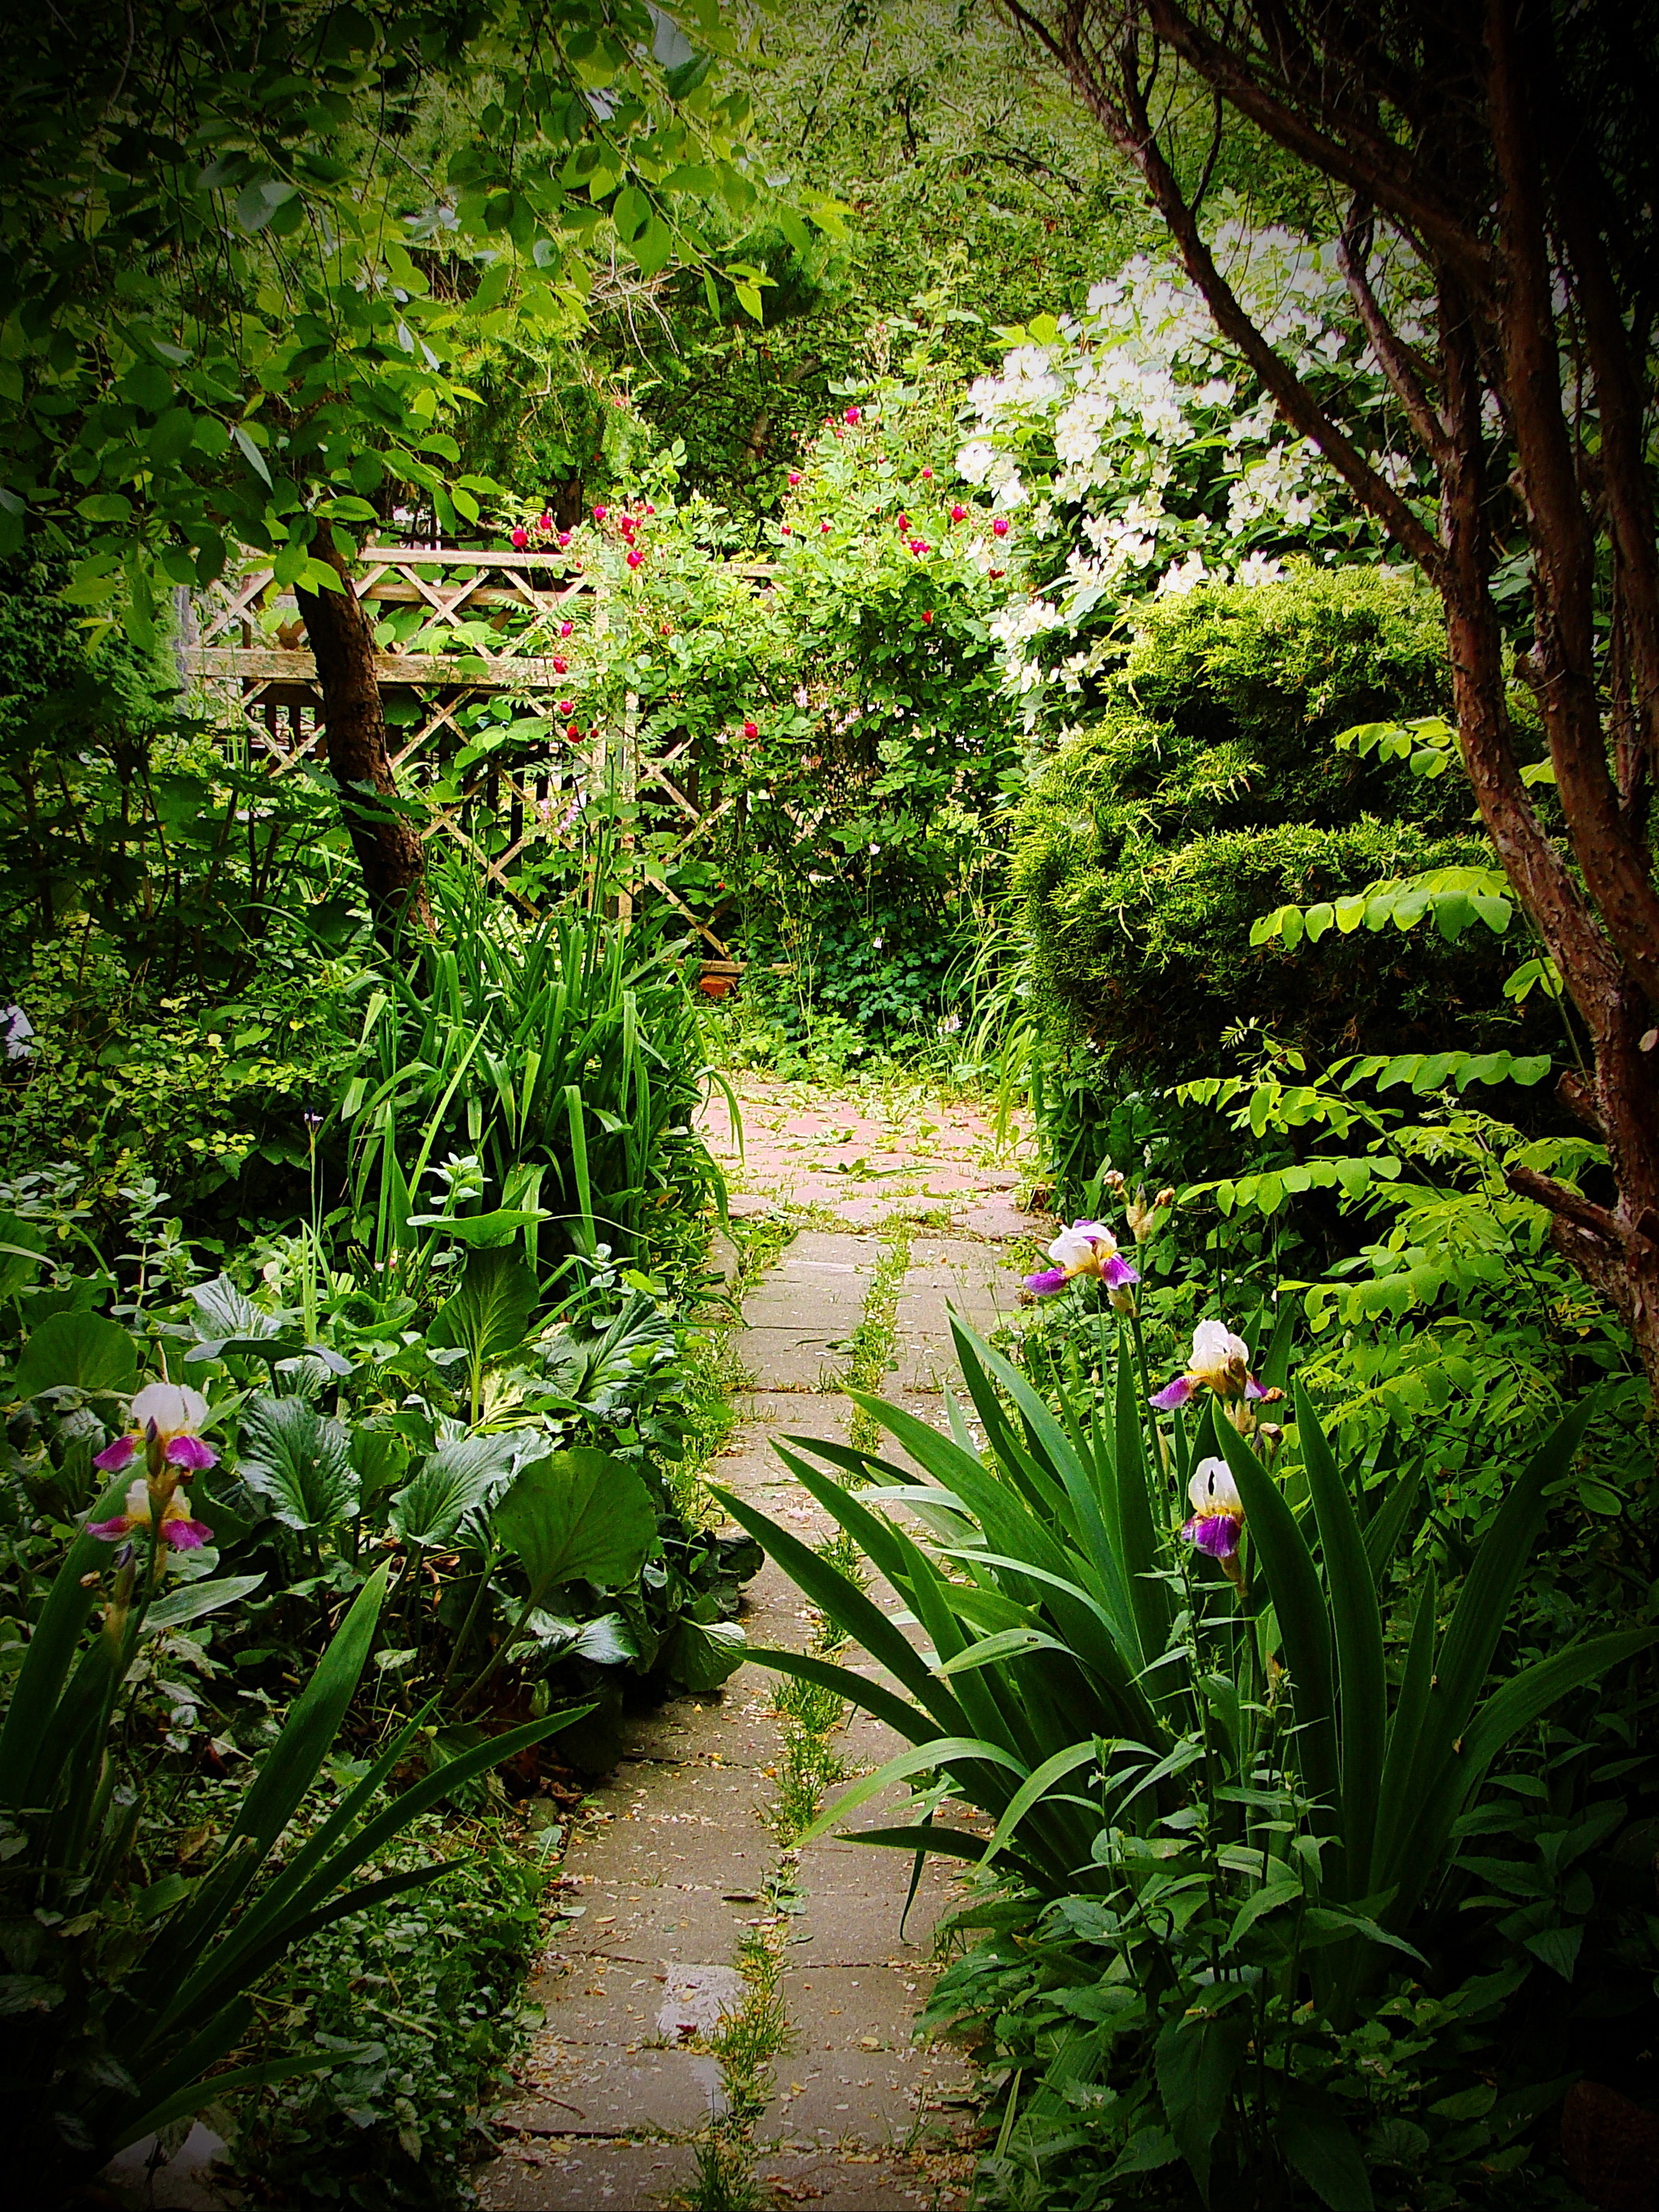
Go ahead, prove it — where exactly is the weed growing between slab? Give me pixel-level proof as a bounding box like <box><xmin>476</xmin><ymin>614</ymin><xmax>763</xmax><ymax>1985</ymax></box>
<box><xmin>844</xmin><ymin>1219</ymin><xmax>912</xmax><ymax>1450</ymax></box>
<box><xmin>770</xmin><ymin>1672</ymin><xmax>851</xmax><ymax>1849</ymax></box>
<box><xmin>682</xmin><ymin>1898</ymin><xmax>796</xmax><ymax>2211</ymax></box>
<box><xmin>667</xmin><ymin>1321</ymin><xmax>748</xmax><ymax>1527</ymax></box>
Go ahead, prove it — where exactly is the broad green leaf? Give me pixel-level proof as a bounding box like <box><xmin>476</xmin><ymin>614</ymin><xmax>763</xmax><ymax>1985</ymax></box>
<box><xmin>1156</xmin><ymin>2004</ymin><xmax>1248</xmax><ymax>2194</ymax></box>
<box><xmin>1299</xmin><ymin>1386</ymin><xmax>1384</xmax><ymax>1898</ymax></box>
<box><xmin>984</xmin><ymin>1740</ymin><xmax>1098</xmax><ymax>1862</ymax></box>
<box><xmin>13</xmin><ymin>1312</ymin><xmax>137</xmax><ymax>1397</ymax></box>
<box><xmin>1277</xmin><ymin>2083</ymin><xmax>1374</xmax><ymax>2210</ymax></box>
<box><xmin>403</xmin><ymin>1206</ymin><xmax>549</xmax><ymax>1246</ymax></box>
<box><xmin>1218</xmin><ymin>1422</ymin><xmax>1339</xmax><ymax>1836</ymax></box>
<box><xmin>493</xmin><ymin>1448</ymin><xmax>655</xmax><ymax>1597</ymax></box>
<box><xmin>390</xmin><ymin>1433</ymin><xmax>522</xmax><ymax>1547</ymax></box>
<box><xmin>143</xmin><ymin>1575</ymin><xmax>264</xmax><ymax>1635</ymax></box>
<box><xmin>665</xmin><ymin>1616</ymin><xmax>746</xmax><ymax>1691</ymax></box>
<box><xmin>429</xmin><ymin>1246</ymin><xmax>539</xmax><ymax>1365</ymax></box>
<box><xmin>190</xmin><ymin>1275</ymin><xmax>279</xmax><ymax>1344</ymax></box>
<box><xmin>800</xmin><ymin>1736</ymin><xmax>1026</xmax><ymax>1847</ymax></box>
<box><xmin>237</xmin><ymin>1396</ymin><xmax>358</xmax><ymax>1531</ymax></box>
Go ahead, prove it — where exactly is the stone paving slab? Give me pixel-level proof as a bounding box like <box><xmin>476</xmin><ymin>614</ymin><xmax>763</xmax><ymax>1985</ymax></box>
<box><xmin>620</xmin><ymin>1689</ymin><xmax>774</xmax><ymax>1768</ymax></box>
<box><xmin>499</xmin><ymin>2042</ymin><xmax>721</xmax><ymax>2135</ymax></box>
<box><xmin>552</xmin><ymin>1882</ymin><xmax>767</xmax><ymax>1962</ymax></box>
<box><xmin>481</xmin><ymin>2137</ymin><xmax>697</xmax><ymax>2210</ymax></box>
<box><xmin>891</xmin><ymin>1238</ymin><xmax>1018</xmax><ymax>1394</ymax></box>
<box><xmin>739</xmin><ymin>1234</ymin><xmax>879</xmax><ymax>1390</ymax></box>
<box><xmin>697</xmin><ymin>1080</ymin><xmax>1027</xmax><ymax>1230</ymax></box>
<box><xmin>482</xmin><ymin>1109</ymin><xmax>1017</xmax><ymax>2206</ymax></box>
<box><xmin>783</xmin><ymin>1965</ymin><xmax>940</xmax><ymax>2047</ymax></box>
<box><xmin>755</xmin><ymin>2147</ymin><xmax>973</xmax><ymax>2211</ymax></box>
<box><xmin>761</xmin><ymin>2048</ymin><xmax>976</xmax><ymax>2148</ymax></box>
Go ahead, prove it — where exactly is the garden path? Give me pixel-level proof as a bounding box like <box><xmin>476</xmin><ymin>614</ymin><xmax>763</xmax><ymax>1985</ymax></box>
<box><xmin>481</xmin><ymin>1084</ymin><xmax>1041</xmax><ymax>2212</ymax></box>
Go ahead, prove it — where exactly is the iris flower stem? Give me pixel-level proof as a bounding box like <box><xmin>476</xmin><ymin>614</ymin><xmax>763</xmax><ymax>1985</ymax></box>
<box><xmin>441</xmin><ymin>1538</ymin><xmax>499</xmax><ymax>1694</ymax></box>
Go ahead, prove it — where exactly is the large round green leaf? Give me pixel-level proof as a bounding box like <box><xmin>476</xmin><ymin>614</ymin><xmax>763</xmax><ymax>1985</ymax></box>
<box><xmin>428</xmin><ymin>1248</ymin><xmax>539</xmax><ymax>1367</ymax></box>
<box><xmin>665</xmin><ymin>1616</ymin><xmax>747</xmax><ymax>1692</ymax></box>
<box><xmin>13</xmin><ymin>1313</ymin><xmax>139</xmax><ymax>1399</ymax></box>
<box><xmin>493</xmin><ymin>1449</ymin><xmax>656</xmax><ymax>1598</ymax></box>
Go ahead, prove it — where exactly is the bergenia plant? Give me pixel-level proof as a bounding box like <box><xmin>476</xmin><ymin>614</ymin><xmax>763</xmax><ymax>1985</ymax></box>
<box><xmin>1024</xmin><ymin>1219</ymin><xmax>1140</xmax><ymax>1299</ymax></box>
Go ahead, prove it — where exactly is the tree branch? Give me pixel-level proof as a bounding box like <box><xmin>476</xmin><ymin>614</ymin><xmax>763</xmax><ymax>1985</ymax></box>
<box><xmin>1336</xmin><ymin>199</ymin><xmax>1453</xmax><ymax>469</ymax></box>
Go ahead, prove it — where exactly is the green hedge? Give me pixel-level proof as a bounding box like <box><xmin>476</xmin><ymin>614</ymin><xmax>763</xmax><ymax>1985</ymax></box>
<box><xmin>1013</xmin><ymin>567</ymin><xmax>1520</xmax><ymax>1080</ymax></box>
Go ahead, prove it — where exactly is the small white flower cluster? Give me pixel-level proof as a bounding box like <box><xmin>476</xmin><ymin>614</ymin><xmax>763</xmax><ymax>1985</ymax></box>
<box><xmin>957</xmin><ymin>203</ymin><xmax>1433</xmax><ymax>720</ymax></box>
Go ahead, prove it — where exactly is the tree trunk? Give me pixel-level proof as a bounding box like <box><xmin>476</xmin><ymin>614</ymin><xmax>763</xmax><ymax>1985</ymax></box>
<box><xmin>295</xmin><ymin>540</ymin><xmax>431</xmax><ymax>943</ymax></box>
<box><xmin>995</xmin><ymin>0</ymin><xmax>1659</xmax><ymax>1394</ymax></box>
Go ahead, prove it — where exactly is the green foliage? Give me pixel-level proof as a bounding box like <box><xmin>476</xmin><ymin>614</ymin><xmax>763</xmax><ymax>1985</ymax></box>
<box><xmin>227</xmin><ymin>1813</ymin><xmax>545</xmax><ymax>2210</ymax></box>
<box><xmin>563</xmin><ymin>2</ymin><xmax>1133</xmax><ymax>516</ymax></box>
<box><xmin>718</xmin><ymin>1316</ymin><xmax>1654</xmax><ymax>2210</ymax></box>
<box><xmin>1013</xmin><ymin>570</ymin><xmax>1525</xmax><ymax>1088</ymax></box>
<box><xmin>339</xmin><ymin>860</ymin><xmax>721</xmax><ymax>1281</ymax></box>
<box><xmin>0</xmin><ymin>0</ymin><xmax>814</xmax><ymax>636</ymax></box>
<box><xmin>0</xmin><ymin>1517</ymin><xmax>578</xmax><ymax>2195</ymax></box>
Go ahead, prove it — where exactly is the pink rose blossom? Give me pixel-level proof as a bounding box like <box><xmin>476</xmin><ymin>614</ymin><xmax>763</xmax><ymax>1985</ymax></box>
<box><xmin>992</xmin><ymin>516</ymin><xmax>1009</xmax><ymax>537</ymax></box>
<box><xmin>510</xmin><ymin>527</ymin><xmax>528</xmax><ymax>549</ymax></box>
<box><xmin>560</xmin><ymin>621</ymin><xmax>574</xmax><ymax>637</ymax></box>
<box><xmin>950</xmin><ymin>504</ymin><xmax>967</xmax><ymax>522</ymax></box>
<box><xmin>844</xmin><ymin>406</ymin><xmax>860</xmax><ymax>424</ymax></box>
<box><xmin>787</xmin><ymin>471</ymin><xmax>802</xmax><ymax>485</ymax></box>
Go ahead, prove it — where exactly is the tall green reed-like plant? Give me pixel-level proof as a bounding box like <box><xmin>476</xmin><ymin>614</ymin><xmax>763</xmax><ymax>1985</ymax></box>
<box><xmin>338</xmin><ymin>859</ymin><xmax>727</xmax><ymax>1290</ymax></box>
<box><xmin>717</xmin><ymin>1317</ymin><xmax>1653</xmax><ymax>2201</ymax></box>
<box><xmin>0</xmin><ymin>1416</ymin><xmax>583</xmax><ymax>2193</ymax></box>
<box><xmin>714</xmin><ymin>1309</ymin><xmax>1653</xmax><ymax>1987</ymax></box>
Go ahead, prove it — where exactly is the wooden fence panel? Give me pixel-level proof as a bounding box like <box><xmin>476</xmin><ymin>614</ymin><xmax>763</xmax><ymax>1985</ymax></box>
<box><xmin>188</xmin><ymin>547</ymin><xmax>744</xmax><ymax>947</ymax></box>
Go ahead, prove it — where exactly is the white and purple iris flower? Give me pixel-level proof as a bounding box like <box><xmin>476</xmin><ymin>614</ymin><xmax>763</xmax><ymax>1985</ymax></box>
<box><xmin>1149</xmin><ymin>1319</ymin><xmax>1264</xmax><ymax>1409</ymax></box>
<box><xmin>92</xmin><ymin>1382</ymin><xmax>218</xmax><ymax>1477</ymax></box>
<box><xmin>89</xmin><ymin>1477</ymin><xmax>214</xmax><ymax>1552</ymax></box>
<box><xmin>1024</xmin><ymin>1221</ymin><xmax>1141</xmax><ymax>1298</ymax></box>
<box><xmin>1181</xmin><ymin>1456</ymin><xmax>1244</xmax><ymax>1559</ymax></box>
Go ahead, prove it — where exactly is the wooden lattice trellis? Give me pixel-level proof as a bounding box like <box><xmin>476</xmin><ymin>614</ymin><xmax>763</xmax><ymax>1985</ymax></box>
<box><xmin>186</xmin><ymin>545</ymin><xmax>750</xmax><ymax>952</ymax></box>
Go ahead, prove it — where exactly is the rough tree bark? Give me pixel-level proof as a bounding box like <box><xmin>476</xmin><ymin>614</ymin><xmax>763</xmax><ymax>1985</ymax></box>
<box><xmin>295</xmin><ymin>540</ymin><xmax>431</xmax><ymax>943</ymax></box>
<box><xmin>996</xmin><ymin>0</ymin><xmax>1659</xmax><ymax>1391</ymax></box>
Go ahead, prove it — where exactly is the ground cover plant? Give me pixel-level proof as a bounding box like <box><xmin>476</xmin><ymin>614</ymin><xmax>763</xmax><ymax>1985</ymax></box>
<box><xmin>720</xmin><ymin>1280</ymin><xmax>1656</xmax><ymax>2210</ymax></box>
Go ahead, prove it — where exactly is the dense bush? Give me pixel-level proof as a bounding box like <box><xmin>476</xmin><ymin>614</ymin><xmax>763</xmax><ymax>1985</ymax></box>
<box><xmin>1013</xmin><ymin>570</ymin><xmax>1536</xmax><ymax>1083</ymax></box>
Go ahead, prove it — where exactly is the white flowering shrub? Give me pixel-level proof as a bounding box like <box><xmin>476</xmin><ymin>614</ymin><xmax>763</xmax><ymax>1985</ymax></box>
<box><xmin>957</xmin><ymin>211</ymin><xmax>1435</xmax><ymax>720</ymax></box>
